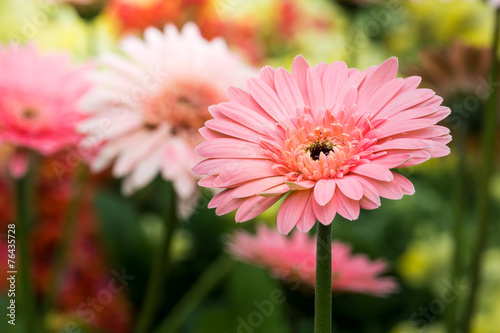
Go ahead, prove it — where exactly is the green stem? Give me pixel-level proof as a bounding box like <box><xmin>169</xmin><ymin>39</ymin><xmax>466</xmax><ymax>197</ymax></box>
<box><xmin>461</xmin><ymin>8</ymin><xmax>500</xmax><ymax>333</ymax></box>
<box><xmin>43</xmin><ymin>165</ymin><xmax>88</xmax><ymax>314</ymax></box>
<box><xmin>154</xmin><ymin>254</ymin><xmax>235</xmax><ymax>333</ymax></box>
<box><xmin>315</xmin><ymin>222</ymin><xmax>332</xmax><ymax>333</ymax></box>
<box><xmin>446</xmin><ymin>122</ymin><xmax>468</xmax><ymax>333</ymax></box>
<box><xmin>134</xmin><ymin>183</ymin><xmax>178</xmax><ymax>333</ymax></box>
<box><xmin>16</xmin><ymin>155</ymin><xmax>37</xmax><ymax>333</ymax></box>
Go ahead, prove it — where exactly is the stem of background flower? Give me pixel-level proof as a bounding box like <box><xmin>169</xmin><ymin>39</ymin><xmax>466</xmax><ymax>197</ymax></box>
<box><xmin>153</xmin><ymin>254</ymin><xmax>235</xmax><ymax>333</ymax></box>
<box><xmin>43</xmin><ymin>164</ymin><xmax>88</xmax><ymax>314</ymax></box>
<box><xmin>134</xmin><ymin>182</ymin><xmax>179</xmax><ymax>333</ymax></box>
<box><xmin>446</xmin><ymin>122</ymin><xmax>468</xmax><ymax>333</ymax></box>
<box><xmin>461</xmin><ymin>8</ymin><xmax>500</xmax><ymax>333</ymax></box>
<box><xmin>315</xmin><ymin>221</ymin><xmax>332</xmax><ymax>333</ymax></box>
<box><xmin>16</xmin><ymin>154</ymin><xmax>37</xmax><ymax>332</ymax></box>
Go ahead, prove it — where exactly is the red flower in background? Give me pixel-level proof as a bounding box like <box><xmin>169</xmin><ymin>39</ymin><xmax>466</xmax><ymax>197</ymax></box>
<box><xmin>0</xmin><ymin>155</ymin><xmax>133</xmax><ymax>333</ymax></box>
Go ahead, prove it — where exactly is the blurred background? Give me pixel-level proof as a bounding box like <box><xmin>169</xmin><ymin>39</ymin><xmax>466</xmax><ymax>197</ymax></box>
<box><xmin>0</xmin><ymin>0</ymin><xmax>499</xmax><ymax>332</ymax></box>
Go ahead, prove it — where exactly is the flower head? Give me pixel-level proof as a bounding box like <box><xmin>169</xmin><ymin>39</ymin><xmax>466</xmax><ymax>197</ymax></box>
<box><xmin>194</xmin><ymin>56</ymin><xmax>451</xmax><ymax>234</ymax></box>
<box><xmin>79</xmin><ymin>23</ymin><xmax>255</xmax><ymax>216</ymax></box>
<box><xmin>0</xmin><ymin>45</ymin><xmax>92</xmax><ymax>177</ymax></box>
<box><xmin>227</xmin><ymin>226</ymin><xmax>398</xmax><ymax>296</ymax></box>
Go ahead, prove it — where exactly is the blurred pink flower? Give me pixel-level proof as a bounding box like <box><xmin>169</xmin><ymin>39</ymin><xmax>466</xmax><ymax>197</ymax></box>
<box><xmin>194</xmin><ymin>56</ymin><xmax>451</xmax><ymax>234</ymax></box>
<box><xmin>79</xmin><ymin>23</ymin><xmax>255</xmax><ymax>216</ymax></box>
<box><xmin>0</xmin><ymin>45</ymin><xmax>92</xmax><ymax>178</ymax></box>
<box><xmin>227</xmin><ymin>226</ymin><xmax>398</xmax><ymax>297</ymax></box>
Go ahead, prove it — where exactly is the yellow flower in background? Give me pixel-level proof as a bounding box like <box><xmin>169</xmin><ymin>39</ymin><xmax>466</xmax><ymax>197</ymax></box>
<box><xmin>0</xmin><ymin>0</ymin><xmax>119</xmax><ymax>59</ymax></box>
<box><xmin>397</xmin><ymin>227</ymin><xmax>452</xmax><ymax>288</ymax></box>
<box><xmin>407</xmin><ymin>0</ymin><xmax>493</xmax><ymax>46</ymax></box>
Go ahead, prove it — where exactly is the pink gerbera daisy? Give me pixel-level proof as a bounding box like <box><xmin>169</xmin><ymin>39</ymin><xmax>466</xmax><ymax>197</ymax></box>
<box><xmin>227</xmin><ymin>226</ymin><xmax>397</xmax><ymax>296</ymax></box>
<box><xmin>79</xmin><ymin>23</ymin><xmax>255</xmax><ymax>216</ymax></box>
<box><xmin>0</xmin><ymin>45</ymin><xmax>92</xmax><ymax>178</ymax></box>
<box><xmin>194</xmin><ymin>56</ymin><xmax>451</xmax><ymax>234</ymax></box>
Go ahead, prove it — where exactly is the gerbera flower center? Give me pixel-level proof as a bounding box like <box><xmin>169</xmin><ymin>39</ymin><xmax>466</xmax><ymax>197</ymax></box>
<box><xmin>21</xmin><ymin>108</ymin><xmax>38</xmax><ymax>120</ymax></box>
<box><xmin>143</xmin><ymin>79</ymin><xmax>226</xmax><ymax>134</ymax></box>
<box><xmin>306</xmin><ymin>140</ymin><xmax>334</xmax><ymax>161</ymax></box>
<box><xmin>265</xmin><ymin>111</ymin><xmax>368</xmax><ymax>182</ymax></box>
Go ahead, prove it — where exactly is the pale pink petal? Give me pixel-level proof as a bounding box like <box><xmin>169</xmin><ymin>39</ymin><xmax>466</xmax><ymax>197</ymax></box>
<box><xmin>277</xmin><ymin>190</ymin><xmax>311</xmax><ymax>234</ymax></box>
<box><xmin>314</xmin><ymin>179</ymin><xmax>336</xmax><ymax>206</ymax></box>
<box><xmin>232</xmin><ymin>177</ymin><xmax>286</xmax><ymax>198</ymax></box>
<box><xmin>291</xmin><ymin>55</ymin><xmax>311</xmax><ymax>106</ymax></box>
<box><xmin>296</xmin><ymin>192</ymin><xmax>317</xmax><ymax>233</ymax></box>
<box><xmin>236</xmin><ymin>195</ymin><xmax>283</xmax><ymax>222</ymax></box>
<box><xmin>351</xmin><ymin>164</ymin><xmax>393</xmax><ymax>182</ymax></box>
<box><xmin>248</xmin><ymin>78</ymin><xmax>290</xmax><ymax>122</ymax></box>
<box><xmin>336</xmin><ymin>177</ymin><xmax>363</xmax><ymax>200</ymax></box>
<box><xmin>312</xmin><ymin>195</ymin><xmax>337</xmax><ymax>225</ymax></box>
<box><xmin>275</xmin><ymin>67</ymin><xmax>304</xmax><ymax>113</ymax></box>
<box><xmin>307</xmin><ymin>67</ymin><xmax>325</xmax><ymax>115</ymax></box>
<box><xmin>335</xmin><ymin>191</ymin><xmax>360</xmax><ymax>221</ymax></box>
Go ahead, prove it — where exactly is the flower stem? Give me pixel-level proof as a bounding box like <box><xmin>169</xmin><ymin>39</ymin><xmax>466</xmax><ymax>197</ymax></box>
<box><xmin>43</xmin><ymin>164</ymin><xmax>88</xmax><ymax>314</ymax></box>
<box><xmin>461</xmin><ymin>8</ymin><xmax>500</xmax><ymax>333</ymax></box>
<box><xmin>153</xmin><ymin>254</ymin><xmax>235</xmax><ymax>333</ymax></box>
<box><xmin>134</xmin><ymin>182</ymin><xmax>178</xmax><ymax>333</ymax></box>
<box><xmin>315</xmin><ymin>221</ymin><xmax>332</xmax><ymax>333</ymax></box>
<box><xmin>16</xmin><ymin>155</ymin><xmax>37</xmax><ymax>332</ymax></box>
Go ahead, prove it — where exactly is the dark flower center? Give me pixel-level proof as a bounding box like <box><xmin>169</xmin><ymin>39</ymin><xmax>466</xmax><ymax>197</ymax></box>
<box><xmin>22</xmin><ymin>108</ymin><xmax>38</xmax><ymax>119</ymax></box>
<box><xmin>306</xmin><ymin>141</ymin><xmax>334</xmax><ymax>161</ymax></box>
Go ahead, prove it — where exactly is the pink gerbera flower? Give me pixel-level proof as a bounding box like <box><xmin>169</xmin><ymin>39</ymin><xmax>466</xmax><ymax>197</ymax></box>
<box><xmin>194</xmin><ymin>56</ymin><xmax>451</xmax><ymax>234</ymax></box>
<box><xmin>79</xmin><ymin>23</ymin><xmax>255</xmax><ymax>216</ymax></box>
<box><xmin>227</xmin><ymin>226</ymin><xmax>397</xmax><ymax>296</ymax></box>
<box><xmin>0</xmin><ymin>45</ymin><xmax>92</xmax><ymax>178</ymax></box>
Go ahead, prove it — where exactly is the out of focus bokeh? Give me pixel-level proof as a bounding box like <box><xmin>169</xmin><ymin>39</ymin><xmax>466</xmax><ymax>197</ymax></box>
<box><xmin>0</xmin><ymin>0</ymin><xmax>499</xmax><ymax>333</ymax></box>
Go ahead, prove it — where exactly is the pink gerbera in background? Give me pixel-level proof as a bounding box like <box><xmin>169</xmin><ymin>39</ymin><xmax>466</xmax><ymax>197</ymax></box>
<box><xmin>194</xmin><ymin>56</ymin><xmax>451</xmax><ymax>234</ymax></box>
<box><xmin>0</xmin><ymin>45</ymin><xmax>92</xmax><ymax>178</ymax></box>
<box><xmin>79</xmin><ymin>22</ymin><xmax>256</xmax><ymax>217</ymax></box>
<box><xmin>227</xmin><ymin>226</ymin><xmax>398</xmax><ymax>297</ymax></box>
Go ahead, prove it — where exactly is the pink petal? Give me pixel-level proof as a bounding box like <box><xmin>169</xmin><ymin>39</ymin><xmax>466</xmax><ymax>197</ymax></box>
<box><xmin>335</xmin><ymin>191</ymin><xmax>360</xmax><ymax>221</ymax></box>
<box><xmin>314</xmin><ymin>179</ymin><xmax>336</xmax><ymax>206</ymax></box>
<box><xmin>364</xmin><ymin>178</ymin><xmax>403</xmax><ymax>200</ymax></box>
<box><xmin>195</xmin><ymin>138</ymin><xmax>266</xmax><ymax>159</ymax></box>
<box><xmin>322</xmin><ymin>61</ymin><xmax>348</xmax><ymax>110</ymax></box>
<box><xmin>375</xmin><ymin>139</ymin><xmax>428</xmax><ymax>151</ymax></box>
<box><xmin>357</xmin><ymin>57</ymin><xmax>399</xmax><ymax>108</ymax></box>
<box><xmin>232</xmin><ymin>176</ymin><xmax>286</xmax><ymax>198</ymax></box>
<box><xmin>351</xmin><ymin>164</ymin><xmax>393</xmax><ymax>181</ymax></box>
<box><xmin>307</xmin><ymin>67</ymin><xmax>325</xmax><ymax>115</ymax></box>
<box><xmin>336</xmin><ymin>177</ymin><xmax>363</xmax><ymax>200</ymax></box>
<box><xmin>236</xmin><ymin>195</ymin><xmax>283</xmax><ymax>222</ymax></box>
<box><xmin>371</xmin><ymin>153</ymin><xmax>411</xmax><ymax>169</ymax></box>
<box><xmin>286</xmin><ymin>180</ymin><xmax>316</xmax><ymax>190</ymax></box>
<box><xmin>291</xmin><ymin>55</ymin><xmax>311</xmax><ymax>107</ymax></box>
<box><xmin>392</xmin><ymin>172</ymin><xmax>415</xmax><ymax>195</ymax></box>
<box><xmin>312</xmin><ymin>194</ymin><xmax>337</xmax><ymax>225</ymax></box>
<box><xmin>296</xmin><ymin>192</ymin><xmax>317</xmax><ymax>233</ymax></box>
<box><xmin>359</xmin><ymin>78</ymin><xmax>404</xmax><ymax>115</ymax></box>
<box><xmin>275</xmin><ymin>67</ymin><xmax>304</xmax><ymax>114</ymax></box>
<box><xmin>376</xmin><ymin>89</ymin><xmax>436</xmax><ymax>119</ymax></box>
<box><xmin>247</xmin><ymin>78</ymin><xmax>289</xmax><ymax>123</ymax></box>
<box><xmin>226</xmin><ymin>86</ymin><xmax>272</xmax><ymax>120</ymax></box>
<box><xmin>277</xmin><ymin>190</ymin><xmax>311</xmax><ymax>234</ymax></box>
<box><xmin>218</xmin><ymin>102</ymin><xmax>274</xmax><ymax>133</ymax></box>
<box><xmin>213</xmin><ymin>160</ymin><xmax>279</xmax><ymax>187</ymax></box>
<box><xmin>376</xmin><ymin>118</ymin><xmax>437</xmax><ymax>139</ymax></box>
<box><xmin>204</xmin><ymin>119</ymin><xmax>260</xmax><ymax>143</ymax></box>
<box><xmin>198</xmin><ymin>175</ymin><xmax>217</xmax><ymax>187</ymax></box>
<box><xmin>260</xmin><ymin>66</ymin><xmax>276</xmax><ymax>89</ymax></box>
